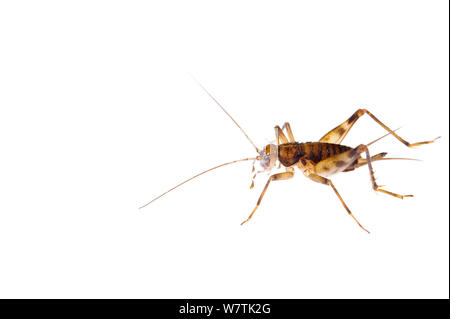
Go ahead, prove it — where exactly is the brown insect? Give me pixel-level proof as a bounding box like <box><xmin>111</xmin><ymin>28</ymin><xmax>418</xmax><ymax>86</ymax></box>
<box><xmin>140</xmin><ymin>80</ymin><xmax>439</xmax><ymax>233</ymax></box>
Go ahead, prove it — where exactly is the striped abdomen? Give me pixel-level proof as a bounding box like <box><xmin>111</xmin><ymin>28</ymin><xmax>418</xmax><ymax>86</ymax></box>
<box><xmin>278</xmin><ymin>142</ymin><xmax>353</xmax><ymax>167</ymax></box>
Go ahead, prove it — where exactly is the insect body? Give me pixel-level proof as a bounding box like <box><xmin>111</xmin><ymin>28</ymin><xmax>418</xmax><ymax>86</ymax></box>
<box><xmin>140</xmin><ymin>82</ymin><xmax>439</xmax><ymax>233</ymax></box>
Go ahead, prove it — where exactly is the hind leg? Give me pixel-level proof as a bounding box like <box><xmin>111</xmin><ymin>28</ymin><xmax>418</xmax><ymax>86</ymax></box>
<box><xmin>319</xmin><ymin>108</ymin><xmax>439</xmax><ymax>146</ymax></box>
<box><xmin>354</xmin><ymin>144</ymin><xmax>413</xmax><ymax>199</ymax></box>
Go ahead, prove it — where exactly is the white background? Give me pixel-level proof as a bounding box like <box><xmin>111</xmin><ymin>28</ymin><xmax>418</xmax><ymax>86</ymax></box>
<box><xmin>0</xmin><ymin>1</ymin><xmax>448</xmax><ymax>298</ymax></box>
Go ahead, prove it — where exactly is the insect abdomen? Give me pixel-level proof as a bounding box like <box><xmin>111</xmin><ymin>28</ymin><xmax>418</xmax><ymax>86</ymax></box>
<box><xmin>278</xmin><ymin>142</ymin><xmax>353</xmax><ymax>167</ymax></box>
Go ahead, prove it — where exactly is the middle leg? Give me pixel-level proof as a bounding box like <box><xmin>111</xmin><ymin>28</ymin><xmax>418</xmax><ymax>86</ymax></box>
<box><xmin>306</xmin><ymin>173</ymin><xmax>370</xmax><ymax>233</ymax></box>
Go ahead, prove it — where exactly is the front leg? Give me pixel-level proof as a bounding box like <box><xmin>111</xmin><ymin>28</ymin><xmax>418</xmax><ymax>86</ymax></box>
<box><xmin>241</xmin><ymin>171</ymin><xmax>294</xmax><ymax>225</ymax></box>
<box><xmin>282</xmin><ymin>122</ymin><xmax>295</xmax><ymax>142</ymax></box>
<box><xmin>275</xmin><ymin>125</ymin><xmax>289</xmax><ymax>145</ymax></box>
<box><xmin>275</xmin><ymin>122</ymin><xmax>296</xmax><ymax>145</ymax></box>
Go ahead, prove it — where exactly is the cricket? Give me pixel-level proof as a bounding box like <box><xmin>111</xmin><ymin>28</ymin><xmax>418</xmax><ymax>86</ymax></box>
<box><xmin>140</xmin><ymin>80</ymin><xmax>439</xmax><ymax>233</ymax></box>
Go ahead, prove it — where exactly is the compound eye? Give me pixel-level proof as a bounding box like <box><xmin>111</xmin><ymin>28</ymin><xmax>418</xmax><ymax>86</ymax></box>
<box><xmin>260</xmin><ymin>156</ymin><xmax>270</xmax><ymax>169</ymax></box>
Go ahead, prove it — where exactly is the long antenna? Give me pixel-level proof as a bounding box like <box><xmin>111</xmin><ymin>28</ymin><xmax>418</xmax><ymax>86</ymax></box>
<box><xmin>367</xmin><ymin>127</ymin><xmax>401</xmax><ymax>146</ymax></box>
<box><xmin>139</xmin><ymin>157</ymin><xmax>258</xmax><ymax>209</ymax></box>
<box><xmin>190</xmin><ymin>75</ymin><xmax>260</xmax><ymax>153</ymax></box>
